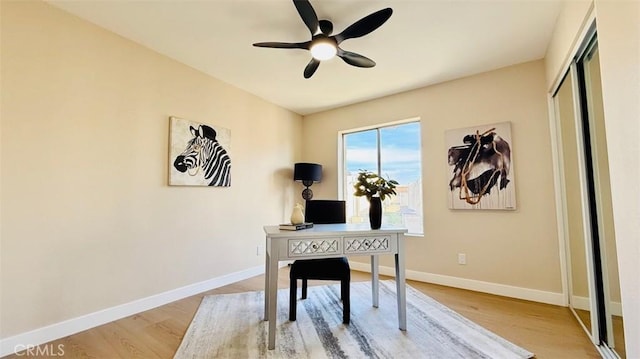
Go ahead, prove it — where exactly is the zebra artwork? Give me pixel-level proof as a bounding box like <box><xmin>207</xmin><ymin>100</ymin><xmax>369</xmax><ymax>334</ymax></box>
<box><xmin>169</xmin><ymin>117</ymin><xmax>231</xmax><ymax>187</ymax></box>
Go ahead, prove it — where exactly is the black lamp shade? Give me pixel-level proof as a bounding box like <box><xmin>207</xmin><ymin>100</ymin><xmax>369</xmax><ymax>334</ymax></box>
<box><xmin>294</xmin><ymin>163</ymin><xmax>322</xmax><ymax>183</ymax></box>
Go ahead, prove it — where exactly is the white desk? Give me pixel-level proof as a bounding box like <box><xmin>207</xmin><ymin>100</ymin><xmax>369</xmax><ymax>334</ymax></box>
<box><xmin>263</xmin><ymin>223</ymin><xmax>408</xmax><ymax>350</ymax></box>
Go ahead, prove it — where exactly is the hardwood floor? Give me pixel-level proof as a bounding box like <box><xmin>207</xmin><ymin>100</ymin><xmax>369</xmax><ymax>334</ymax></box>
<box><xmin>575</xmin><ymin>308</ymin><xmax>626</xmax><ymax>359</ymax></box>
<box><xmin>5</xmin><ymin>269</ymin><xmax>601</xmax><ymax>358</ymax></box>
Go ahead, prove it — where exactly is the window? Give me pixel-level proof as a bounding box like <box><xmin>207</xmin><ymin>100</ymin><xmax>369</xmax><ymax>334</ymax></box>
<box><xmin>341</xmin><ymin>120</ymin><xmax>423</xmax><ymax>235</ymax></box>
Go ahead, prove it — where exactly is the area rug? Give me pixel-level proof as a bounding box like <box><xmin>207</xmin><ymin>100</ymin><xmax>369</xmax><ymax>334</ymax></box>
<box><xmin>174</xmin><ymin>281</ymin><xmax>534</xmax><ymax>359</ymax></box>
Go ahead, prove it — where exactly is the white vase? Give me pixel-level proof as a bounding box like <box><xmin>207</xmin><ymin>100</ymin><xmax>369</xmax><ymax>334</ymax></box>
<box><xmin>290</xmin><ymin>203</ymin><xmax>305</xmax><ymax>224</ymax></box>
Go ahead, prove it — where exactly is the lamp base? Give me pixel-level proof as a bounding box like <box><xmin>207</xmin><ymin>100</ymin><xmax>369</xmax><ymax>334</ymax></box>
<box><xmin>302</xmin><ymin>187</ymin><xmax>313</xmax><ymax>201</ymax></box>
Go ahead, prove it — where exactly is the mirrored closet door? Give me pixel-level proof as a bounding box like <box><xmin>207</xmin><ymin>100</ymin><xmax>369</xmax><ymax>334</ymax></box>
<box><xmin>552</xmin><ymin>31</ymin><xmax>625</xmax><ymax>358</ymax></box>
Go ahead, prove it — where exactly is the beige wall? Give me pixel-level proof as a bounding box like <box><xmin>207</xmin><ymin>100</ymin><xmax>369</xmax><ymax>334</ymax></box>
<box><xmin>303</xmin><ymin>61</ymin><xmax>563</xmax><ymax>293</ymax></box>
<box><xmin>0</xmin><ymin>1</ymin><xmax>301</xmax><ymax>338</ymax></box>
<box><xmin>593</xmin><ymin>0</ymin><xmax>639</xmax><ymax>355</ymax></box>
<box><xmin>545</xmin><ymin>1</ymin><xmax>639</xmax><ymax>356</ymax></box>
<box><xmin>544</xmin><ymin>1</ymin><xmax>593</xmax><ymax>88</ymax></box>
<box><xmin>596</xmin><ymin>8</ymin><xmax>640</xmax><ymax>355</ymax></box>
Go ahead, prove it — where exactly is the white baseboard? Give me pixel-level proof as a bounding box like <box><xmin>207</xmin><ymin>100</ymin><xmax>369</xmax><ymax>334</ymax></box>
<box><xmin>571</xmin><ymin>295</ymin><xmax>623</xmax><ymax>316</ymax></box>
<box><xmin>0</xmin><ymin>265</ymin><xmax>267</xmax><ymax>357</ymax></box>
<box><xmin>349</xmin><ymin>262</ymin><xmax>566</xmax><ymax>306</ymax></box>
<box><xmin>572</xmin><ymin>295</ymin><xmax>591</xmax><ymax>312</ymax></box>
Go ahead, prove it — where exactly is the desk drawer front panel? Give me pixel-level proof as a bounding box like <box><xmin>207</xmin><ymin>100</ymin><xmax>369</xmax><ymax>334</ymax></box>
<box><xmin>345</xmin><ymin>236</ymin><xmax>390</xmax><ymax>253</ymax></box>
<box><xmin>289</xmin><ymin>238</ymin><xmax>341</xmax><ymax>257</ymax></box>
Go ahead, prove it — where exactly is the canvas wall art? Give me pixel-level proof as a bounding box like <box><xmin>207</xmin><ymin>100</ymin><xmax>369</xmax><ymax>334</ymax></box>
<box><xmin>169</xmin><ymin>116</ymin><xmax>231</xmax><ymax>187</ymax></box>
<box><xmin>445</xmin><ymin>122</ymin><xmax>515</xmax><ymax>210</ymax></box>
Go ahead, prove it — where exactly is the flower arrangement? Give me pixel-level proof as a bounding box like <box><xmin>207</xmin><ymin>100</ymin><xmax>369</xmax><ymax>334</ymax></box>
<box><xmin>353</xmin><ymin>170</ymin><xmax>399</xmax><ymax>201</ymax></box>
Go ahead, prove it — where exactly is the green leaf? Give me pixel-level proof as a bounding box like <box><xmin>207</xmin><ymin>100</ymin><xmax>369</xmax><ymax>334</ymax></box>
<box><xmin>352</xmin><ymin>169</ymin><xmax>398</xmax><ymax>200</ymax></box>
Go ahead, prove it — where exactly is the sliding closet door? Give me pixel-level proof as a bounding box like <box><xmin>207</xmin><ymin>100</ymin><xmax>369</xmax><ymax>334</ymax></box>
<box><xmin>553</xmin><ymin>31</ymin><xmax>625</xmax><ymax>358</ymax></box>
<box><xmin>578</xmin><ymin>40</ymin><xmax>624</xmax><ymax>359</ymax></box>
<box><xmin>554</xmin><ymin>69</ymin><xmax>596</xmax><ymax>338</ymax></box>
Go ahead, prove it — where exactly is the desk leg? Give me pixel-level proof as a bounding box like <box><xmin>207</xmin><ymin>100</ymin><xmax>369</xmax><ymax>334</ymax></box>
<box><xmin>370</xmin><ymin>255</ymin><xmax>379</xmax><ymax>308</ymax></box>
<box><xmin>267</xmin><ymin>249</ymin><xmax>279</xmax><ymax>350</ymax></box>
<box><xmin>395</xmin><ymin>235</ymin><xmax>407</xmax><ymax>331</ymax></box>
<box><xmin>263</xmin><ymin>241</ymin><xmax>270</xmax><ymax>321</ymax></box>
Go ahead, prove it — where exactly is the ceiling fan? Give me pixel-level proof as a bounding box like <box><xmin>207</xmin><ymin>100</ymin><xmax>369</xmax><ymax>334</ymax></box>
<box><xmin>253</xmin><ymin>0</ymin><xmax>393</xmax><ymax>79</ymax></box>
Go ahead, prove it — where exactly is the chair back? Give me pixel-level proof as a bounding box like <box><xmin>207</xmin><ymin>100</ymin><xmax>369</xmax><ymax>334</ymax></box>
<box><xmin>304</xmin><ymin>200</ymin><xmax>346</xmax><ymax>224</ymax></box>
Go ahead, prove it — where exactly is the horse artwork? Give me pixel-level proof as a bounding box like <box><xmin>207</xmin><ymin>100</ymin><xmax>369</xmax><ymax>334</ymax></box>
<box><xmin>169</xmin><ymin>117</ymin><xmax>231</xmax><ymax>187</ymax></box>
<box><xmin>445</xmin><ymin>122</ymin><xmax>516</xmax><ymax>210</ymax></box>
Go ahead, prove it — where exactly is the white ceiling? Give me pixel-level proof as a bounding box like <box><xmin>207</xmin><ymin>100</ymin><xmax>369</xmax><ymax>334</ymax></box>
<box><xmin>47</xmin><ymin>0</ymin><xmax>562</xmax><ymax>115</ymax></box>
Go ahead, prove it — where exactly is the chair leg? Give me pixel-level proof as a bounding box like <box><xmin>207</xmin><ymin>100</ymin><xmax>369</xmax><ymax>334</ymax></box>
<box><xmin>341</xmin><ymin>279</ymin><xmax>350</xmax><ymax>324</ymax></box>
<box><xmin>301</xmin><ymin>279</ymin><xmax>308</xmax><ymax>299</ymax></box>
<box><xmin>289</xmin><ymin>279</ymin><xmax>297</xmax><ymax>321</ymax></box>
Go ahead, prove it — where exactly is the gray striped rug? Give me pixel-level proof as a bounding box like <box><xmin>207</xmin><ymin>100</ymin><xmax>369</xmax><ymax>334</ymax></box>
<box><xmin>174</xmin><ymin>281</ymin><xmax>534</xmax><ymax>359</ymax></box>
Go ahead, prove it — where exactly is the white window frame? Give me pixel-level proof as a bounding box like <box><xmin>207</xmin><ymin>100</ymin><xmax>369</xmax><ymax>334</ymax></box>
<box><xmin>338</xmin><ymin>117</ymin><xmax>423</xmax><ymax>235</ymax></box>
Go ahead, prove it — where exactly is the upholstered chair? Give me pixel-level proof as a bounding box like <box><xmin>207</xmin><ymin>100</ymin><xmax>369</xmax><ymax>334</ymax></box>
<box><xmin>289</xmin><ymin>200</ymin><xmax>350</xmax><ymax>324</ymax></box>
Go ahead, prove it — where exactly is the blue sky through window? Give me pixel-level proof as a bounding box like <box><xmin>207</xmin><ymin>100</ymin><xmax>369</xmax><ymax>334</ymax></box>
<box><xmin>343</xmin><ymin>121</ymin><xmax>423</xmax><ymax>234</ymax></box>
<box><xmin>345</xmin><ymin>122</ymin><xmax>421</xmax><ymax>185</ymax></box>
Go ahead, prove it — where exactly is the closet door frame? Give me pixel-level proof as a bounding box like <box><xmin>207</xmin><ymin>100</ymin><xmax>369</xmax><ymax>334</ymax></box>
<box><xmin>549</xmin><ymin>15</ymin><xmax>621</xmax><ymax>359</ymax></box>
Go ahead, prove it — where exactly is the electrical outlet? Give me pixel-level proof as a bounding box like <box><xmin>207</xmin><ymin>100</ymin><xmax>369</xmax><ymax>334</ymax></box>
<box><xmin>257</xmin><ymin>245</ymin><xmax>264</xmax><ymax>256</ymax></box>
<box><xmin>457</xmin><ymin>253</ymin><xmax>467</xmax><ymax>265</ymax></box>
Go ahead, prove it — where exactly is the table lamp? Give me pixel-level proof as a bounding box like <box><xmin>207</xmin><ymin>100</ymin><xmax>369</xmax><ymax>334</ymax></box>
<box><xmin>294</xmin><ymin>163</ymin><xmax>322</xmax><ymax>200</ymax></box>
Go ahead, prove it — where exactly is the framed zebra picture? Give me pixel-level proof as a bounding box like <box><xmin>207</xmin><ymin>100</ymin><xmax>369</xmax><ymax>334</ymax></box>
<box><xmin>169</xmin><ymin>116</ymin><xmax>231</xmax><ymax>187</ymax></box>
<box><xmin>445</xmin><ymin>121</ymin><xmax>516</xmax><ymax>210</ymax></box>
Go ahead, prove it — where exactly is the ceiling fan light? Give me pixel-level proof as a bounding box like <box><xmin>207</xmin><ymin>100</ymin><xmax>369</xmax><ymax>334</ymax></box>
<box><xmin>310</xmin><ymin>41</ymin><xmax>337</xmax><ymax>60</ymax></box>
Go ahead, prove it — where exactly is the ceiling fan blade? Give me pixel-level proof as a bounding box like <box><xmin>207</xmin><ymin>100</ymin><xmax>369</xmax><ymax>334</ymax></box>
<box><xmin>333</xmin><ymin>8</ymin><xmax>393</xmax><ymax>44</ymax></box>
<box><xmin>253</xmin><ymin>41</ymin><xmax>310</xmax><ymax>49</ymax></box>
<box><xmin>303</xmin><ymin>58</ymin><xmax>321</xmax><ymax>78</ymax></box>
<box><xmin>337</xmin><ymin>49</ymin><xmax>376</xmax><ymax>68</ymax></box>
<box><xmin>293</xmin><ymin>0</ymin><xmax>319</xmax><ymax>36</ymax></box>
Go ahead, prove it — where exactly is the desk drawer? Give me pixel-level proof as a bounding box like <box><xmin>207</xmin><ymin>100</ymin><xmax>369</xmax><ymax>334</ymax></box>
<box><xmin>288</xmin><ymin>238</ymin><xmax>341</xmax><ymax>257</ymax></box>
<box><xmin>345</xmin><ymin>236</ymin><xmax>391</xmax><ymax>254</ymax></box>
